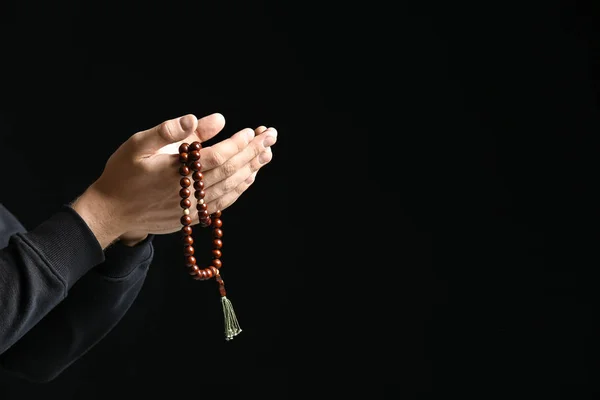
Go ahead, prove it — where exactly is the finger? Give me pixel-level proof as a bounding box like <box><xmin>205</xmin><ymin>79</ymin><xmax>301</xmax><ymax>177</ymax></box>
<box><xmin>154</xmin><ymin>113</ymin><xmax>226</xmax><ymax>156</ymax></box>
<box><xmin>202</xmin><ymin>128</ymin><xmax>277</xmax><ymax>187</ymax></box>
<box><xmin>203</xmin><ymin>147</ymin><xmax>273</xmax><ymax>203</ymax></box>
<box><xmin>131</xmin><ymin>114</ymin><xmax>198</xmax><ymax>155</ymax></box>
<box><xmin>255</xmin><ymin>126</ymin><xmax>268</xmax><ymax>135</ymax></box>
<box><xmin>194</xmin><ymin>112</ymin><xmax>226</xmax><ymax>142</ymax></box>
<box><xmin>199</xmin><ymin>127</ymin><xmax>256</xmax><ymax>170</ymax></box>
<box><xmin>205</xmin><ymin>173</ymin><xmax>258</xmax><ymax>214</ymax></box>
<box><xmin>246</xmin><ymin>171</ymin><xmax>258</xmax><ymax>184</ymax></box>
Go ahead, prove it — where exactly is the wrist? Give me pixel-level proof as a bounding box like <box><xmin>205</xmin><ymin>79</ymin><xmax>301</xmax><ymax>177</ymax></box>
<box><xmin>71</xmin><ymin>184</ymin><xmax>128</xmax><ymax>249</ymax></box>
<box><xmin>119</xmin><ymin>232</ymin><xmax>149</xmax><ymax>247</ymax></box>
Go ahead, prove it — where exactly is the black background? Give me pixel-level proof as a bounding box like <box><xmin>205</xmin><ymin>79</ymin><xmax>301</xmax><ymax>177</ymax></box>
<box><xmin>0</xmin><ymin>1</ymin><xmax>309</xmax><ymax>399</ymax></box>
<box><xmin>4</xmin><ymin>1</ymin><xmax>600</xmax><ymax>398</ymax></box>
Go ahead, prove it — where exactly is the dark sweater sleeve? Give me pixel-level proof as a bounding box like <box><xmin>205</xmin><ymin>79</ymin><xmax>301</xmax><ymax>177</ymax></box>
<box><xmin>0</xmin><ymin>203</ymin><xmax>155</xmax><ymax>382</ymax></box>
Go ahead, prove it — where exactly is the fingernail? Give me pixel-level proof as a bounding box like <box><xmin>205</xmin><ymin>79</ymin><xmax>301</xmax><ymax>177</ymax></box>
<box><xmin>246</xmin><ymin>129</ymin><xmax>255</xmax><ymax>141</ymax></box>
<box><xmin>259</xmin><ymin>152</ymin><xmax>270</xmax><ymax>163</ymax></box>
<box><xmin>263</xmin><ymin>135</ymin><xmax>276</xmax><ymax>147</ymax></box>
<box><xmin>179</xmin><ymin>115</ymin><xmax>196</xmax><ymax>131</ymax></box>
<box><xmin>246</xmin><ymin>171</ymin><xmax>258</xmax><ymax>183</ymax></box>
<box><xmin>263</xmin><ymin>129</ymin><xmax>277</xmax><ymax>147</ymax></box>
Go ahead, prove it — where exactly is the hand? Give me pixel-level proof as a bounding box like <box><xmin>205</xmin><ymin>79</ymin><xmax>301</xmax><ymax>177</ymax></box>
<box><xmin>117</xmin><ymin>120</ymin><xmax>277</xmax><ymax>246</ymax></box>
<box><xmin>197</xmin><ymin>124</ymin><xmax>275</xmax><ymax>212</ymax></box>
<box><xmin>72</xmin><ymin>113</ymin><xmax>214</xmax><ymax>248</ymax></box>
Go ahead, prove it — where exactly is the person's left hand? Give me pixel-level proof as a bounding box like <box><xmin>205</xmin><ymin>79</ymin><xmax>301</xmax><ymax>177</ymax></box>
<box><xmin>118</xmin><ymin>118</ymin><xmax>277</xmax><ymax>246</ymax></box>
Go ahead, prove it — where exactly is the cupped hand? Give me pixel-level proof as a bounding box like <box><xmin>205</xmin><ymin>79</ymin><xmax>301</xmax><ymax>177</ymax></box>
<box><xmin>116</xmin><ymin>116</ymin><xmax>277</xmax><ymax>245</ymax></box>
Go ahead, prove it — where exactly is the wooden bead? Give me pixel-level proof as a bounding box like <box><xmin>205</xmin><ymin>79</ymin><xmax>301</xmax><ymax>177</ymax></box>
<box><xmin>184</xmin><ymin>245</ymin><xmax>194</xmax><ymax>256</ymax></box>
<box><xmin>179</xmin><ymin>143</ymin><xmax>189</xmax><ymax>154</ymax></box>
<box><xmin>212</xmin><ymin>228</ymin><xmax>223</xmax><ymax>238</ymax></box>
<box><xmin>190</xmin><ymin>161</ymin><xmax>202</xmax><ymax>171</ymax></box>
<box><xmin>182</xmin><ymin>235</ymin><xmax>194</xmax><ymax>245</ymax></box>
<box><xmin>204</xmin><ymin>268</ymin><xmax>214</xmax><ymax>278</ymax></box>
<box><xmin>180</xmin><ymin>198</ymin><xmax>192</xmax><ymax>209</ymax></box>
<box><xmin>189</xmin><ymin>150</ymin><xmax>201</xmax><ymax>161</ymax></box>
<box><xmin>193</xmin><ymin>180</ymin><xmax>204</xmax><ymax>190</ymax></box>
<box><xmin>213</xmin><ymin>239</ymin><xmax>223</xmax><ymax>249</ymax></box>
<box><xmin>199</xmin><ymin>214</ymin><xmax>210</xmax><ymax>222</ymax></box>
<box><xmin>192</xmin><ymin>171</ymin><xmax>203</xmax><ymax>181</ymax></box>
<box><xmin>196</xmin><ymin>269</ymin><xmax>206</xmax><ymax>280</ymax></box>
<box><xmin>210</xmin><ymin>266</ymin><xmax>219</xmax><ymax>276</ymax></box>
<box><xmin>179</xmin><ymin>165</ymin><xmax>190</xmax><ymax>176</ymax></box>
<box><xmin>212</xmin><ymin>249</ymin><xmax>222</xmax><ymax>258</ymax></box>
<box><xmin>180</xmin><ymin>215</ymin><xmax>192</xmax><ymax>225</ymax></box>
<box><xmin>179</xmin><ymin>152</ymin><xmax>188</xmax><ymax>163</ymax></box>
<box><xmin>197</xmin><ymin>202</ymin><xmax>207</xmax><ymax>211</ymax></box>
<box><xmin>212</xmin><ymin>259</ymin><xmax>222</xmax><ymax>269</ymax></box>
<box><xmin>189</xmin><ymin>265</ymin><xmax>200</xmax><ymax>275</ymax></box>
<box><xmin>212</xmin><ymin>218</ymin><xmax>222</xmax><ymax>228</ymax></box>
<box><xmin>218</xmin><ymin>280</ymin><xmax>227</xmax><ymax>297</ymax></box>
<box><xmin>179</xmin><ymin>188</ymin><xmax>191</xmax><ymax>198</ymax></box>
<box><xmin>180</xmin><ymin>177</ymin><xmax>191</xmax><ymax>187</ymax></box>
<box><xmin>212</xmin><ymin>210</ymin><xmax>222</xmax><ymax>218</ymax></box>
<box><xmin>195</xmin><ymin>190</ymin><xmax>206</xmax><ymax>199</ymax></box>
<box><xmin>200</xmin><ymin>217</ymin><xmax>211</xmax><ymax>227</ymax></box>
<box><xmin>185</xmin><ymin>256</ymin><xmax>196</xmax><ymax>266</ymax></box>
<box><xmin>199</xmin><ymin>209</ymin><xmax>209</xmax><ymax>219</ymax></box>
<box><xmin>189</xmin><ymin>142</ymin><xmax>201</xmax><ymax>151</ymax></box>
<box><xmin>182</xmin><ymin>226</ymin><xmax>192</xmax><ymax>235</ymax></box>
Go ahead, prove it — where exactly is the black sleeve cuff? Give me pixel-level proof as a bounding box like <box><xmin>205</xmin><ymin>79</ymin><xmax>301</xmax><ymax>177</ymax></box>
<box><xmin>95</xmin><ymin>234</ymin><xmax>155</xmax><ymax>278</ymax></box>
<box><xmin>17</xmin><ymin>204</ymin><xmax>106</xmax><ymax>290</ymax></box>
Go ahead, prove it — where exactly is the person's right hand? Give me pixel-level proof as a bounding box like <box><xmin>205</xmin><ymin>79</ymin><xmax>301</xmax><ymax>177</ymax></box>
<box><xmin>71</xmin><ymin>113</ymin><xmax>274</xmax><ymax>249</ymax></box>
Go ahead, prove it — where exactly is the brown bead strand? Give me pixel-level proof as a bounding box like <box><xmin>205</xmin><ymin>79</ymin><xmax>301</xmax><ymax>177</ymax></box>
<box><xmin>178</xmin><ymin>140</ymin><xmax>241</xmax><ymax>340</ymax></box>
<box><xmin>178</xmin><ymin>141</ymin><xmax>222</xmax><ymax>282</ymax></box>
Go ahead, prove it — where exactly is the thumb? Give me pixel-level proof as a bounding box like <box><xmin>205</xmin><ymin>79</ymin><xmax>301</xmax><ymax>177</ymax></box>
<box><xmin>194</xmin><ymin>112</ymin><xmax>226</xmax><ymax>143</ymax></box>
<box><xmin>133</xmin><ymin>114</ymin><xmax>198</xmax><ymax>154</ymax></box>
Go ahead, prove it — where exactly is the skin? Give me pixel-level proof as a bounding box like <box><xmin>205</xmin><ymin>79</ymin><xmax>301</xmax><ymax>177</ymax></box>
<box><xmin>71</xmin><ymin>113</ymin><xmax>277</xmax><ymax>248</ymax></box>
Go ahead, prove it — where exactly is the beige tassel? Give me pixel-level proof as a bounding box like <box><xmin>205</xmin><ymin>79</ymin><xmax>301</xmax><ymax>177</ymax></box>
<box><xmin>221</xmin><ymin>296</ymin><xmax>242</xmax><ymax>341</ymax></box>
<box><xmin>216</xmin><ymin>274</ymin><xmax>241</xmax><ymax>341</ymax></box>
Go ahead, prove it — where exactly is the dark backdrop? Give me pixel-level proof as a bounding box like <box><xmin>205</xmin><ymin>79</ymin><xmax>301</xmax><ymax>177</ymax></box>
<box><xmin>0</xmin><ymin>1</ymin><xmax>311</xmax><ymax>399</ymax></box>
<box><xmin>5</xmin><ymin>1</ymin><xmax>600</xmax><ymax>399</ymax></box>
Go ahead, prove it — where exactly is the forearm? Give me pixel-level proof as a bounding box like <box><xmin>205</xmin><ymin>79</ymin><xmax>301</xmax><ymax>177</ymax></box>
<box><xmin>0</xmin><ymin>199</ymin><xmax>154</xmax><ymax>383</ymax></box>
<box><xmin>0</xmin><ymin>251</ymin><xmax>152</xmax><ymax>383</ymax></box>
<box><xmin>0</xmin><ymin>205</ymin><xmax>106</xmax><ymax>357</ymax></box>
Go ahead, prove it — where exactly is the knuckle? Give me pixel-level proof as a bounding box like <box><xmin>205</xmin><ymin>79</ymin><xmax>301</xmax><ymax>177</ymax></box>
<box><xmin>221</xmin><ymin>161</ymin><xmax>237</xmax><ymax>178</ymax></box>
<box><xmin>221</xmin><ymin>177</ymin><xmax>238</xmax><ymax>194</ymax></box>
<box><xmin>236</xmin><ymin>180</ymin><xmax>249</xmax><ymax>193</ymax></box>
<box><xmin>127</xmin><ymin>132</ymin><xmax>146</xmax><ymax>153</ymax></box>
<box><xmin>252</xmin><ymin>140</ymin><xmax>264</xmax><ymax>158</ymax></box>
<box><xmin>206</xmin><ymin>148</ymin><xmax>227</xmax><ymax>167</ymax></box>
<box><xmin>249</xmin><ymin>157</ymin><xmax>262</xmax><ymax>172</ymax></box>
<box><xmin>214</xmin><ymin>196</ymin><xmax>229</xmax><ymax>212</ymax></box>
<box><xmin>159</xmin><ymin>120</ymin><xmax>175</xmax><ymax>142</ymax></box>
<box><xmin>205</xmin><ymin>185</ymin><xmax>223</xmax><ymax>203</ymax></box>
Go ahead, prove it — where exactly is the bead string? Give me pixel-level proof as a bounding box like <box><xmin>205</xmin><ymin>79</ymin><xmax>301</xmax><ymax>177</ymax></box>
<box><xmin>178</xmin><ymin>141</ymin><xmax>242</xmax><ymax>341</ymax></box>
